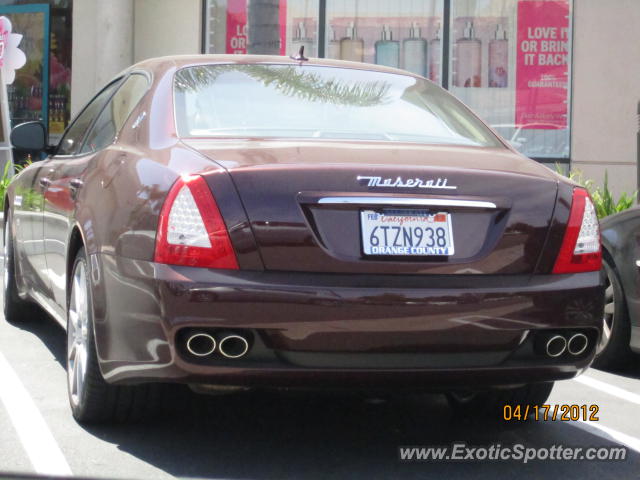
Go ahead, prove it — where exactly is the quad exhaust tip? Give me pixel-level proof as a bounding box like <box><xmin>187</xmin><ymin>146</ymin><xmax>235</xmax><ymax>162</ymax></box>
<box><xmin>567</xmin><ymin>333</ymin><xmax>589</xmax><ymax>356</ymax></box>
<box><xmin>218</xmin><ymin>335</ymin><xmax>250</xmax><ymax>359</ymax></box>
<box><xmin>186</xmin><ymin>332</ymin><xmax>217</xmax><ymax>357</ymax></box>
<box><xmin>183</xmin><ymin>330</ymin><xmax>251</xmax><ymax>359</ymax></box>
<box><xmin>545</xmin><ymin>335</ymin><xmax>567</xmax><ymax>358</ymax></box>
<box><xmin>540</xmin><ymin>332</ymin><xmax>589</xmax><ymax>358</ymax></box>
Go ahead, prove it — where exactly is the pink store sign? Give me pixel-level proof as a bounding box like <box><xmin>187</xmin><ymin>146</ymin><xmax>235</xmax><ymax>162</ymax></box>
<box><xmin>515</xmin><ymin>0</ymin><xmax>570</xmax><ymax>129</ymax></box>
<box><xmin>0</xmin><ymin>18</ymin><xmax>8</xmax><ymax>64</ymax></box>
<box><xmin>226</xmin><ymin>0</ymin><xmax>287</xmax><ymax>55</ymax></box>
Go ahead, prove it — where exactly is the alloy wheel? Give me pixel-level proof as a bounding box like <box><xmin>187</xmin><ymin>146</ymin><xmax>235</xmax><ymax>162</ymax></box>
<box><xmin>67</xmin><ymin>260</ymin><xmax>90</xmax><ymax>407</ymax></box>
<box><xmin>598</xmin><ymin>270</ymin><xmax>615</xmax><ymax>354</ymax></box>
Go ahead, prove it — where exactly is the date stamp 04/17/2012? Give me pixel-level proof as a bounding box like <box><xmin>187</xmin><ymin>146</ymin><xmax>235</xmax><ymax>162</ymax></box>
<box><xmin>503</xmin><ymin>404</ymin><xmax>599</xmax><ymax>422</ymax></box>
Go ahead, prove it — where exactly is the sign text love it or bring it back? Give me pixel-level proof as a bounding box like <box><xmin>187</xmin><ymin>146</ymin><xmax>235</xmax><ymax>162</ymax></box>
<box><xmin>515</xmin><ymin>0</ymin><xmax>570</xmax><ymax>129</ymax></box>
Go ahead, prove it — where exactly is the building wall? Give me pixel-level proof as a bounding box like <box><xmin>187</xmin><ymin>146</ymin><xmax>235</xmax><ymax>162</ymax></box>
<box><xmin>71</xmin><ymin>0</ymin><xmax>134</xmax><ymax>115</ymax></box>
<box><xmin>133</xmin><ymin>0</ymin><xmax>202</xmax><ymax>62</ymax></box>
<box><xmin>571</xmin><ymin>0</ymin><xmax>640</xmax><ymax>196</ymax></box>
<box><xmin>71</xmin><ymin>0</ymin><xmax>202</xmax><ymax>116</ymax></box>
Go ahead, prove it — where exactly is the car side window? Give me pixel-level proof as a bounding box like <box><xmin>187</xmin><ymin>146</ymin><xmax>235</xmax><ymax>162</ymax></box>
<box><xmin>80</xmin><ymin>74</ymin><xmax>150</xmax><ymax>154</ymax></box>
<box><xmin>56</xmin><ymin>80</ymin><xmax>122</xmax><ymax>156</ymax></box>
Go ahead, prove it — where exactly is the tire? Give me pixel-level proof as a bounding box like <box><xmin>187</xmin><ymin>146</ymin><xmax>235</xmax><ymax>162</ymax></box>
<box><xmin>67</xmin><ymin>247</ymin><xmax>162</xmax><ymax>423</ymax></box>
<box><xmin>3</xmin><ymin>212</ymin><xmax>36</xmax><ymax>322</ymax></box>
<box><xmin>592</xmin><ymin>258</ymin><xmax>632</xmax><ymax>370</ymax></box>
<box><xmin>447</xmin><ymin>382</ymin><xmax>554</xmax><ymax>420</ymax></box>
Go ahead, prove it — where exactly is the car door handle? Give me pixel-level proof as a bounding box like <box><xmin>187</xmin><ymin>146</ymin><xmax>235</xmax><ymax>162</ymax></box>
<box><xmin>39</xmin><ymin>177</ymin><xmax>51</xmax><ymax>188</ymax></box>
<box><xmin>70</xmin><ymin>179</ymin><xmax>84</xmax><ymax>190</ymax></box>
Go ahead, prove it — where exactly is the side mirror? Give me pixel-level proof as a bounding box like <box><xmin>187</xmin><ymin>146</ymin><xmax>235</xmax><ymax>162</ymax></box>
<box><xmin>10</xmin><ymin>121</ymin><xmax>46</xmax><ymax>152</ymax></box>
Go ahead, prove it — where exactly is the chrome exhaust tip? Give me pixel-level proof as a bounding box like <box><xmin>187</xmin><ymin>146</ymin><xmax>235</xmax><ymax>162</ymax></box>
<box><xmin>567</xmin><ymin>333</ymin><xmax>589</xmax><ymax>356</ymax></box>
<box><xmin>218</xmin><ymin>335</ymin><xmax>249</xmax><ymax>359</ymax></box>
<box><xmin>545</xmin><ymin>335</ymin><xmax>567</xmax><ymax>358</ymax></box>
<box><xmin>186</xmin><ymin>333</ymin><xmax>217</xmax><ymax>357</ymax></box>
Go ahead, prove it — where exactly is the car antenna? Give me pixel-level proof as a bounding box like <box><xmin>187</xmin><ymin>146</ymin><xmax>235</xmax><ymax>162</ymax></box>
<box><xmin>290</xmin><ymin>45</ymin><xmax>309</xmax><ymax>64</ymax></box>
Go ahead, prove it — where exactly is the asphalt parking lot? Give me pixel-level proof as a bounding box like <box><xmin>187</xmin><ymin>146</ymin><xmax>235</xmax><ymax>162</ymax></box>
<box><xmin>1</xmin><ymin>297</ymin><xmax>640</xmax><ymax>479</ymax></box>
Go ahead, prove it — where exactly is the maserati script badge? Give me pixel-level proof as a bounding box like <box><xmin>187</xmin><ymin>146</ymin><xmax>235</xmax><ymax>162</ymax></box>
<box><xmin>357</xmin><ymin>175</ymin><xmax>457</xmax><ymax>190</ymax></box>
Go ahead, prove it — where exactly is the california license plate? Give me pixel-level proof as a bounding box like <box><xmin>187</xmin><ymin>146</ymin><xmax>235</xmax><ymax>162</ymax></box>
<box><xmin>360</xmin><ymin>209</ymin><xmax>454</xmax><ymax>256</ymax></box>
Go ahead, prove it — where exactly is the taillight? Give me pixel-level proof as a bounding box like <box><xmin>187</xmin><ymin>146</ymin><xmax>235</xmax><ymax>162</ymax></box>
<box><xmin>552</xmin><ymin>188</ymin><xmax>601</xmax><ymax>274</ymax></box>
<box><xmin>154</xmin><ymin>175</ymin><xmax>238</xmax><ymax>269</ymax></box>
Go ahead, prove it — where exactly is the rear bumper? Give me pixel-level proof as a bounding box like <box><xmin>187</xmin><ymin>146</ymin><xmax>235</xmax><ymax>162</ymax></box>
<box><xmin>90</xmin><ymin>253</ymin><xmax>603</xmax><ymax>388</ymax></box>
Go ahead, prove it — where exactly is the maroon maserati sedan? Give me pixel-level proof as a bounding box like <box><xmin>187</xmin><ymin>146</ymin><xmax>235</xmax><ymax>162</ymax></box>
<box><xmin>4</xmin><ymin>55</ymin><xmax>603</xmax><ymax>423</ymax></box>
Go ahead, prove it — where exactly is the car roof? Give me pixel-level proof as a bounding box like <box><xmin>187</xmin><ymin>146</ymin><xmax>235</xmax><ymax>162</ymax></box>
<box><xmin>126</xmin><ymin>54</ymin><xmax>423</xmax><ymax>80</ymax></box>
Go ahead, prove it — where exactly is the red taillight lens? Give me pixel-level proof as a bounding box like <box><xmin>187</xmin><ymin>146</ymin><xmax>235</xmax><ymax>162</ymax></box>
<box><xmin>552</xmin><ymin>188</ymin><xmax>601</xmax><ymax>274</ymax></box>
<box><xmin>154</xmin><ymin>175</ymin><xmax>239</xmax><ymax>269</ymax></box>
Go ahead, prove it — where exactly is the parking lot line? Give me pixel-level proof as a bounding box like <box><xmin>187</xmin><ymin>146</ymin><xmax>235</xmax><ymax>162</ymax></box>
<box><xmin>575</xmin><ymin>375</ymin><xmax>640</xmax><ymax>405</ymax></box>
<box><xmin>576</xmin><ymin>420</ymin><xmax>640</xmax><ymax>453</ymax></box>
<box><xmin>0</xmin><ymin>350</ymin><xmax>72</xmax><ymax>476</ymax></box>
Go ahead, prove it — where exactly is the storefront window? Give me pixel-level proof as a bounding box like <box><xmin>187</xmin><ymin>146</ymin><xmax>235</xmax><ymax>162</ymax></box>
<box><xmin>324</xmin><ymin>0</ymin><xmax>443</xmax><ymax>84</ymax></box>
<box><xmin>205</xmin><ymin>0</ymin><xmax>319</xmax><ymax>57</ymax></box>
<box><xmin>1</xmin><ymin>5</ymin><xmax>49</xmax><ymax>127</ymax></box>
<box><xmin>450</xmin><ymin>0</ymin><xmax>571</xmax><ymax>160</ymax></box>
<box><xmin>203</xmin><ymin>0</ymin><xmax>572</xmax><ymax>161</ymax></box>
<box><xmin>0</xmin><ymin>0</ymin><xmax>72</xmax><ymax>144</ymax></box>
<box><xmin>48</xmin><ymin>1</ymin><xmax>73</xmax><ymax>142</ymax></box>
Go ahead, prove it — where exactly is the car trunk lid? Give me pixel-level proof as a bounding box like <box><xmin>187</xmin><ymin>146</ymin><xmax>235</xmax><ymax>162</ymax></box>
<box><xmin>186</xmin><ymin>139</ymin><xmax>559</xmax><ymax>275</ymax></box>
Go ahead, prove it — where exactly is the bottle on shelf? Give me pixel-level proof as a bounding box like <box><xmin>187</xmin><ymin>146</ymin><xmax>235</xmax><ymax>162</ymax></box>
<box><xmin>375</xmin><ymin>25</ymin><xmax>400</xmax><ymax>68</ymax></box>
<box><xmin>327</xmin><ymin>25</ymin><xmax>341</xmax><ymax>59</ymax></box>
<box><xmin>489</xmin><ymin>24</ymin><xmax>508</xmax><ymax>88</ymax></box>
<box><xmin>403</xmin><ymin>22</ymin><xmax>427</xmax><ymax>76</ymax></box>
<box><xmin>453</xmin><ymin>21</ymin><xmax>481</xmax><ymax>88</ymax></box>
<box><xmin>291</xmin><ymin>22</ymin><xmax>314</xmax><ymax>57</ymax></box>
<box><xmin>428</xmin><ymin>23</ymin><xmax>441</xmax><ymax>84</ymax></box>
<box><xmin>340</xmin><ymin>21</ymin><xmax>364</xmax><ymax>62</ymax></box>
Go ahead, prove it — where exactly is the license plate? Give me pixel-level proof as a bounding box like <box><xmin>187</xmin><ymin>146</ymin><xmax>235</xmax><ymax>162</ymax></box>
<box><xmin>360</xmin><ymin>209</ymin><xmax>454</xmax><ymax>256</ymax></box>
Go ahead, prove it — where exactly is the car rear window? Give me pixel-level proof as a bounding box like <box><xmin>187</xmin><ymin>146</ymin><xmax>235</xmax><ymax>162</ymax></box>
<box><xmin>174</xmin><ymin>64</ymin><xmax>503</xmax><ymax>148</ymax></box>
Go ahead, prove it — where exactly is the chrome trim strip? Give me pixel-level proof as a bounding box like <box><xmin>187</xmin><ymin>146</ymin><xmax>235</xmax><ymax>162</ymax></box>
<box><xmin>317</xmin><ymin>197</ymin><xmax>497</xmax><ymax>209</ymax></box>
